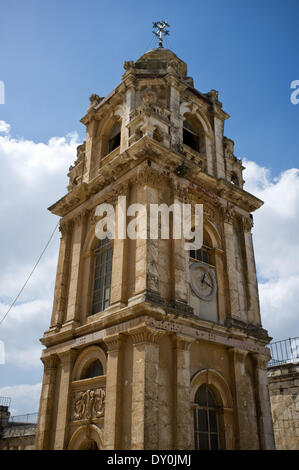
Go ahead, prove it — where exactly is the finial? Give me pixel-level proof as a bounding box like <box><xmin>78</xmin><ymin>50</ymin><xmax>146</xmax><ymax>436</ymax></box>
<box><xmin>152</xmin><ymin>20</ymin><xmax>170</xmax><ymax>48</ymax></box>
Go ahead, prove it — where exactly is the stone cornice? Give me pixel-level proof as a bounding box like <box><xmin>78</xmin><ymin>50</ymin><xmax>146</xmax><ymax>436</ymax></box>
<box><xmin>217</xmin><ymin>178</ymin><xmax>264</xmax><ymax>212</ymax></box>
<box><xmin>48</xmin><ymin>137</ymin><xmax>262</xmax><ymax>219</ymax></box>
<box><xmin>40</xmin><ymin>293</ymin><xmax>271</xmax><ymax>359</ymax></box>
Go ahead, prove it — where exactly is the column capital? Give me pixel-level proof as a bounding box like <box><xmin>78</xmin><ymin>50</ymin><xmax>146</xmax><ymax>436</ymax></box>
<box><xmin>59</xmin><ymin>219</ymin><xmax>73</xmax><ymax>237</ymax></box>
<box><xmin>58</xmin><ymin>348</ymin><xmax>78</xmax><ymax>365</ymax></box>
<box><xmin>252</xmin><ymin>353</ymin><xmax>269</xmax><ymax>370</ymax></box>
<box><xmin>41</xmin><ymin>354</ymin><xmax>59</xmax><ymax>370</ymax></box>
<box><xmin>173</xmin><ymin>334</ymin><xmax>194</xmax><ymax>351</ymax></box>
<box><xmin>222</xmin><ymin>205</ymin><xmax>235</xmax><ymax>225</ymax></box>
<box><xmin>127</xmin><ymin>325</ymin><xmax>164</xmax><ymax>345</ymax></box>
<box><xmin>103</xmin><ymin>333</ymin><xmax>123</xmax><ymax>353</ymax></box>
<box><xmin>228</xmin><ymin>347</ymin><xmax>248</xmax><ymax>362</ymax></box>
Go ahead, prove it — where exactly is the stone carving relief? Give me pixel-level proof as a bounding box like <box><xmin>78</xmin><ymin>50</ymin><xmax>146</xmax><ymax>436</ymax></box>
<box><xmin>72</xmin><ymin>388</ymin><xmax>106</xmax><ymax>421</ymax></box>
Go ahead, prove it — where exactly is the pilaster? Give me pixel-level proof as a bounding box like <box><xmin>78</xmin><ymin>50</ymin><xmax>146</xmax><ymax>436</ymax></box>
<box><xmin>50</xmin><ymin>220</ymin><xmax>73</xmax><ymax>328</ymax></box>
<box><xmin>223</xmin><ymin>211</ymin><xmax>240</xmax><ymax>318</ymax></box>
<box><xmin>53</xmin><ymin>349</ymin><xmax>77</xmax><ymax>450</ymax></box>
<box><xmin>35</xmin><ymin>355</ymin><xmax>58</xmax><ymax>450</ymax></box>
<box><xmin>173</xmin><ymin>335</ymin><xmax>193</xmax><ymax>450</ymax></box>
<box><xmin>228</xmin><ymin>347</ymin><xmax>248</xmax><ymax>449</ymax></box>
<box><xmin>103</xmin><ymin>334</ymin><xmax>123</xmax><ymax>449</ymax></box>
<box><xmin>65</xmin><ymin>211</ymin><xmax>87</xmax><ymax>325</ymax></box>
<box><xmin>128</xmin><ymin>325</ymin><xmax>163</xmax><ymax>449</ymax></box>
<box><xmin>243</xmin><ymin>218</ymin><xmax>261</xmax><ymax>325</ymax></box>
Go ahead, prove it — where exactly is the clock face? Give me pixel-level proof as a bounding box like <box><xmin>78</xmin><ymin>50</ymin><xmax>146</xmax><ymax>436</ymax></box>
<box><xmin>189</xmin><ymin>262</ymin><xmax>217</xmax><ymax>301</ymax></box>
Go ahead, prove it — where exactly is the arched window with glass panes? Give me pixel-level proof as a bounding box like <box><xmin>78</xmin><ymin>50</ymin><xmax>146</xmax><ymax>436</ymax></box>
<box><xmin>91</xmin><ymin>238</ymin><xmax>113</xmax><ymax>315</ymax></box>
<box><xmin>82</xmin><ymin>360</ymin><xmax>104</xmax><ymax>379</ymax></box>
<box><xmin>193</xmin><ymin>385</ymin><xmax>220</xmax><ymax>450</ymax></box>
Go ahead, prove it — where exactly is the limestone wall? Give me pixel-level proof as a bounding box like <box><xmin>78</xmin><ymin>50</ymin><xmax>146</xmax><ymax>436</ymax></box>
<box><xmin>268</xmin><ymin>363</ymin><xmax>299</xmax><ymax>449</ymax></box>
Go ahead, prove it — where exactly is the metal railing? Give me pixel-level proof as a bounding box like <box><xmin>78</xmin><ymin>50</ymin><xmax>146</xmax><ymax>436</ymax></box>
<box><xmin>9</xmin><ymin>412</ymin><xmax>38</xmax><ymax>424</ymax></box>
<box><xmin>268</xmin><ymin>337</ymin><xmax>299</xmax><ymax>367</ymax></box>
<box><xmin>0</xmin><ymin>397</ymin><xmax>11</xmax><ymax>407</ymax></box>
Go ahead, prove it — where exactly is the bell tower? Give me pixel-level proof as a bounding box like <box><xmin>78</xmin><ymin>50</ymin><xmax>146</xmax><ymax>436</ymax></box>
<box><xmin>35</xmin><ymin>44</ymin><xmax>275</xmax><ymax>450</ymax></box>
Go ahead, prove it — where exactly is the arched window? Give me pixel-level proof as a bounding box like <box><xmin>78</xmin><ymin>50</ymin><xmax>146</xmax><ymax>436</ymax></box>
<box><xmin>82</xmin><ymin>360</ymin><xmax>104</xmax><ymax>379</ymax></box>
<box><xmin>108</xmin><ymin>121</ymin><xmax>121</xmax><ymax>154</ymax></box>
<box><xmin>190</xmin><ymin>245</ymin><xmax>211</xmax><ymax>265</ymax></box>
<box><xmin>194</xmin><ymin>385</ymin><xmax>220</xmax><ymax>450</ymax></box>
<box><xmin>91</xmin><ymin>238</ymin><xmax>113</xmax><ymax>315</ymax></box>
<box><xmin>183</xmin><ymin>119</ymin><xmax>200</xmax><ymax>153</ymax></box>
<box><xmin>189</xmin><ymin>229</ymin><xmax>215</xmax><ymax>266</ymax></box>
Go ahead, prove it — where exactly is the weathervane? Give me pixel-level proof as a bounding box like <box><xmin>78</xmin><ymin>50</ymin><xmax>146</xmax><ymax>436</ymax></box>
<box><xmin>152</xmin><ymin>20</ymin><xmax>170</xmax><ymax>48</ymax></box>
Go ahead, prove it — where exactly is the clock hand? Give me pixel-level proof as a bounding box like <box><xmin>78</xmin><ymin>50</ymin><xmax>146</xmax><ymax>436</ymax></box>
<box><xmin>203</xmin><ymin>278</ymin><xmax>213</xmax><ymax>289</ymax></box>
<box><xmin>201</xmin><ymin>273</ymin><xmax>206</xmax><ymax>284</ymax></box>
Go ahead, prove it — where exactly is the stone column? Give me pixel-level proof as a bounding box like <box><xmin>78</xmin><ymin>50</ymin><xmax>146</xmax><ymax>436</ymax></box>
<box><xmin>252</xmin><ymin>354</ymin><xmax>275</xmax><ymax>449</ymax></box>
<box><xmin>110</xmin><ymin>187</ymin><xmax>129</xmax><ymax>306</ymax></box>
<box><xmin>228</xmin><ymin>347</ymin><xmax>248</xmax><ymax>449</ymax></box>
<box><xmin>133</xmin><ymin>182</ymin><xmax>159</xmax><ymax>297</ymax></box>
<box><xmin>53</xmin><ymin>349</ymin><xmax>77</xmax><ymax>450</ymax></box>
<box><xmin>243</xmin><ymin>218</ymin><xmax>261</xmax><ymax>325</ymax></box>
<box><xmin>168</xmin><ymin>78</ymin><xmax>183</xmax><ymax>152</ymax></box>
<box><xmin>173</xmin><ymin>335</ymin><xmax>193</xmax><ymax>450</ymax></box>
<box><xmin>122</xmin><ymin>76</ymin><xmax>136</xmax><ymax>151</ymax></box>
<box><xmin>83</xmin><ymin>118</ymin><xmax>97</xmax><ymax>183</ymax></box>
<box><xmin>172</xmin><ymin>193</ymin><xmax>189</xmax><ymax>305</ymax></box>
<box><xmin>65</xmin><ymin>211</ymin><xmax>86</xmax><ymax>325</ymax></box>
<box><xmin>213</xmin><ymin>247</ymin><xmax>226</xmax><ymax>322</ymax></box>
<box><xmin>213</xmin><ymin>116</ymin><xmax>225</xmax><ymax>179</ymax></box>
<box><xmin>128</xmin><ymin>325</ymin><xmax>162</xmax><ymax>450</ymax></box>
<box><xmin>204</xmin><ymin>133</ymin><xmax>214</xmax><ymax>177</ymax></box>
<box><xmin>103</xmin><ymin>334</ymin><xmax>123</xmax><ymax>450</ymax></box>
<box><xmin>35</xmin><ymin>355</ymin><xmax>58</xmax><ymax>450</ymax></box>
<box><xmin>223</xmin><ymin>214</ymin><xmax>240</xmax><ymax>318</ymax></box>
<box><xmin>50</xmin><ymin>221</ymin><xmax>72</xmax><ymax>328</ymax></box>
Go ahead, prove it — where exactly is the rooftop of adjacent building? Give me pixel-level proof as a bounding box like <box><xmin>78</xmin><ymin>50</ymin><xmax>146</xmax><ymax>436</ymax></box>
<box><xmin>0</xmin><ymin>398</ymin><xmax>38</xmax><ymax>430</ymax></box>
<box><xmin>267</xmin><ymin>336</ymin><xmax>299</xmax><ymax>368</ymax></box>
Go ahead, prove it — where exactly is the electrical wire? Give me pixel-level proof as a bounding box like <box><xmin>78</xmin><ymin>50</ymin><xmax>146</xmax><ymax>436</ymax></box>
<box><xmin>0</xmin><ymin>222</ymin><xmax>59</xmax><ymax>326</ymax></box>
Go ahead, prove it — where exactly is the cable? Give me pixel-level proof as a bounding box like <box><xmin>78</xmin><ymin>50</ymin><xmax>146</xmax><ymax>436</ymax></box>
<box><xmin>0</xmin><ymin>222</ymin><xmax>59</xmax><ymax>326</ymax></box>
<box><xmin>141</xmin><ymin>36</ymin><xmax>155</xmax><ymax>56</ymax></box>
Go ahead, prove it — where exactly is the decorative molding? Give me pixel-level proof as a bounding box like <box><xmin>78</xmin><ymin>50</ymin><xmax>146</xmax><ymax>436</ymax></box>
<box><xmin>127</xmin><ymin>325</ymin><xmax>164</xmax><ymax>345</ymax></box>
<box><xmin>174</xmin><ymin>334</ymin><xmax>194</xmax><ymax>351</ymax></box>
<box><xmin>72</xmin><ymin>388</ymin><xmax>106</xmax><ymax>421</ymax></box>
<box><xmin>103</xmin><ymin>333</ymin><xmax>123</xmax><ymax>353</ymax></box>
<box><xmin>242</xmin><ymin>215</ymin><xmax>254</xmax><ymax>232</ymax></box>
<box><xmin>222</xmin><ymin>204</ymin><xmax>235</xmax><ymax>224</ymax></box>
<box><xmin>59</xmin><ymin>220</ymin><xmax>73</xmax><ymax>237</ymax></box>
<box><xmin>41</xmin><ymin>354</ymin><xmax>58</xmax><ymax>370</ymax></box>
<box><xmin>252</xmin><ymin>353</ymin><xmax>269</xmax><ymax>370</ymax></box>
<box><xmin>173</xmin><ymin>183</ymin><xmax>192</xmax><ymax>203</ymax></box>
<box><xmin>135</xmin><ymin>164</ymin><xmax>167</xmax><ymax>188</ymax></box>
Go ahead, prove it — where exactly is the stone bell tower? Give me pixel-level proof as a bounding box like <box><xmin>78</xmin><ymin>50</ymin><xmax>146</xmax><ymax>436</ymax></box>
<box><xmin>35</xmin><ymin>44</ymin><xmax>275</xmax><ymax>450</ymax></box>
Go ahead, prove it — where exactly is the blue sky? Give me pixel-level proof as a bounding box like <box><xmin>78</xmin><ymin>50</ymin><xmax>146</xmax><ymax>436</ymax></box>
<box><xmin>1</xmin><ymin>0</ymin><xmax>298</xmax><ymax>173</ymax></box>
<box><xmin>0</xmin><ymin>1</ymin><xmax>298</xmax><ymax>415</ymax></box>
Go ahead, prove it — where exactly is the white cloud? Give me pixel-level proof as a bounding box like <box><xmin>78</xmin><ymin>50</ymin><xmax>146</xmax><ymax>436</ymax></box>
<box><xmin>0</xmin><ymin>383</ymin><xmax>42</xmax><ymax>415</ymax></box>
<box><xmin>244</xmin><ymin>160</ymin><xmax>299</xmax><ymax>341</ymax></box>
<box><xmin>0</xmin><ymin>122</ymin><xmax>81</xmax><ymax>414</ymax></box>
<box><xmin>0</xmin><ymin>120</ymin><xmax>10</xmax><ymax>134</ymax></box>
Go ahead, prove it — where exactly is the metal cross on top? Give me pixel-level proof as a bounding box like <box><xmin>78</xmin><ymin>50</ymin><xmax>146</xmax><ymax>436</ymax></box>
<box><xmin>152</xmin><ymin>20</ymin><xmax>170</xmax><ymax>48</ymax></box>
